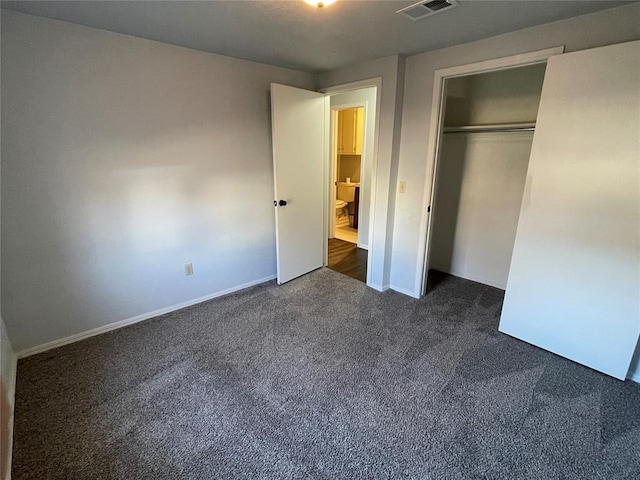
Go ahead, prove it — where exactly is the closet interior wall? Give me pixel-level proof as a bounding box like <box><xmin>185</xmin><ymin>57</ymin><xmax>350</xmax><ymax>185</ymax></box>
<box><xmin>429</xmin><ymin>64</ymin><xmax>546</xmax><ymax>289</ymax></box>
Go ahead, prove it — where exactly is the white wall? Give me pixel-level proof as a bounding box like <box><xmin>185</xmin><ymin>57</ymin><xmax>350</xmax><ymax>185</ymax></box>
<box><xmin>318</xmin><ymin>56</ymin><xmax>405</xmax><ymax>291</ymax></box>
<box><xmin>429</xmin><ymin>132</ymin><xmax>533</xmax><ymax>289</ymax></box>
<box><xmin>391</xmin><ymin>3</ymin><xmax>640</xmax><ymax>297</ymax></box>
<box><xmin>1</xmin><ymin>10</ymin><xmax>315</xmax><ymax>352</ymax></box>
<box><xmin>330</xmin><ymin>87</ymin><xmax>376</xmax><ymax>249</ymax></box>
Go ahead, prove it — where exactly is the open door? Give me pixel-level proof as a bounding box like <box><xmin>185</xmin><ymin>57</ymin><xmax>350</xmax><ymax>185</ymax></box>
<box><xmin>271</xmin><ymin>83</ymin><xmax>326</xmax><ymax>284</ymax></box>
<box><xmin>499</xmin><ymin>41</ymin><xmax>640</xmax><ymax>380</ymax></box>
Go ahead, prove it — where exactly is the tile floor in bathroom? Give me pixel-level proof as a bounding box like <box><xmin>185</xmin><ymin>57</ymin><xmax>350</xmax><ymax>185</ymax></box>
<box><xmin>335</xmin><ymin>225</ymin><xmax>358</xmax><ymax>244</ymax></box>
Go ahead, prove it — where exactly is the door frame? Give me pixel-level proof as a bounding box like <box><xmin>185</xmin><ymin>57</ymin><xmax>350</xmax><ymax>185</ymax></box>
<box><xmin>320</xmin><ymin>78</ymin><xmax>382</xmax><ymax>288</ymax></box>
<box><xmin>416</xmin><ymin>47</ymin><xmax>565</xmax><ymax>296</ymax></box>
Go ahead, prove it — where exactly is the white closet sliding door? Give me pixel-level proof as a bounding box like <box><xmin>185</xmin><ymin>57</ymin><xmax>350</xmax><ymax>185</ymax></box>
<box><xmin>499</xmin><ymin>41</ymin><xmax>640</xmax><ymax>380</ymax></box>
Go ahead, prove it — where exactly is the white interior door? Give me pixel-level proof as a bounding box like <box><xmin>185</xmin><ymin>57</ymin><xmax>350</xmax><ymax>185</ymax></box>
<box><xmin>499</xmin><ymin>40</ymin><xmax>640</xmax><ymax>380</ymax></box>
<box><xmin>271</xmin><ymin>83</ymin><xmax>326</xmax><ymax>284</ymax></box>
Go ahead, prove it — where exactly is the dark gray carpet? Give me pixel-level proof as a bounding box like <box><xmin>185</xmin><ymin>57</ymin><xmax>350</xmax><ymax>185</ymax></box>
<box><xmin>12</xmin><ymin>268</ymin><xmax>640</xmax><ymax>479</ymax></box>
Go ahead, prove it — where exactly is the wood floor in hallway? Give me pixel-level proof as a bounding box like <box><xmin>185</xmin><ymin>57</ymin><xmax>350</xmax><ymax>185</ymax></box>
<box><xmin>327</xmin><ymin>238</ymin><xmax>367</xmax><ymax>283</ymax></box>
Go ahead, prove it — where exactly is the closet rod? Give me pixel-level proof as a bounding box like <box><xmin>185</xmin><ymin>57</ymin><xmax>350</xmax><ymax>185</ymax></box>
<box><xmin>443</xmin><ymin>122</ymin><xmax>536</xmax><ymax>134</ymax></box>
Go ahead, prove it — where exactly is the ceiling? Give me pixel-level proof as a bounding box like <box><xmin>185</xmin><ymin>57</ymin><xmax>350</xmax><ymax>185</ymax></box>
<box><xmin>1</xmin><ymin>1</ymin><xmax>631</xmax><ymax>73</ymax></box>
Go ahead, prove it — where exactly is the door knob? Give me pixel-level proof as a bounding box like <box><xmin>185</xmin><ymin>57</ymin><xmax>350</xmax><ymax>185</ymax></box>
<box><xmin>279</xmin><ymin>199</ymin><xmax>287</xmax><ymax>206</ymax></box>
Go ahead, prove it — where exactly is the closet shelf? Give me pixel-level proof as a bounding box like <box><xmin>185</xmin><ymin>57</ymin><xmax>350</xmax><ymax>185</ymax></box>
<box><xmin>443</xmin><ymin>122</ymin><xmax>536</xmax><ymax>134</ymax></box>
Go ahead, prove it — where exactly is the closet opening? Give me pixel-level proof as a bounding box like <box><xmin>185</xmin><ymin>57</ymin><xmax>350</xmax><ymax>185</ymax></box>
<box><xmin>424</xmin><ymin>62</ymin><xmax>547</xmax><ymax>293</ymax></box>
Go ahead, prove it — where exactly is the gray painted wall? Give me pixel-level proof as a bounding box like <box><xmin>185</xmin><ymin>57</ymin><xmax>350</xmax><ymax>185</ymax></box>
<box><xmin>1</xmin><ymin>10</ymin><xmax>315</xmax><ymax>351</ymax></box>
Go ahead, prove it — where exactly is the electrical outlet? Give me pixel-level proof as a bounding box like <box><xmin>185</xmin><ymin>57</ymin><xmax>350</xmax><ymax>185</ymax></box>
<box><xmin>184</xmin><ymin>263</ymin><xmax>193</xmax><ymax>276</ymax></box>
<box><xmin>399</xmin><ymin>180</ymin><xmax>407</xmax><ymax>194</ymax></box>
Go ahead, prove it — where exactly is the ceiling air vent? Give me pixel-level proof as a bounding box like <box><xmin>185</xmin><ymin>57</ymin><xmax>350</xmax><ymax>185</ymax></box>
<box><xmin>397</xmin><ymin>0</ymin><xmax>459</xmax><ymax>21</ymax></box>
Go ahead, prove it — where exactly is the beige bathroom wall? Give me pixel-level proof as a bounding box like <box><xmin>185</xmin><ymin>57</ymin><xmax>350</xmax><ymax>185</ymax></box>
<box><xmin>338</xmin><ymin>155</ymin><xmax>361</xmax><ymax>183</ymax></box>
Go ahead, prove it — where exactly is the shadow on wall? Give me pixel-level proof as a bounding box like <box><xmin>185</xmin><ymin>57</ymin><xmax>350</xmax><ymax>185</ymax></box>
<box><xmin>630</xmin><ymin>341</ymin><xmax>640</xmax><ymax>380</ymax></box>
<box><xmin>429</xmin><ymin>136</ymin><xmax>468</xmax><ymax>273</ymax></box>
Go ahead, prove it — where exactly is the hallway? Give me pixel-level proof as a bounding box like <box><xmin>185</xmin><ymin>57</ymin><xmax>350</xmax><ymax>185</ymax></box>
<box><xmin>327</xmin><ymin>238</ymin><xmax>367</xmax><ymax>283</ymax></box>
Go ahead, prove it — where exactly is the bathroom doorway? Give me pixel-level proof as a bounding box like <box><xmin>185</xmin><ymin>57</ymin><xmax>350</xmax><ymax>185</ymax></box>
<box><xmin>325</xmin><ymin>87</ymin><xmax>376</xmax><ymax>283</ymax></box>
<box><xmin>334</xmin><ymin>107</ymin><xmax>363</xmax><ymax>244</ymax></box>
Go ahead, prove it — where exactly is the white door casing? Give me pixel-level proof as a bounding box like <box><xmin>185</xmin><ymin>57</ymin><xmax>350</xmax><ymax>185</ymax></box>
<box><xmin>270</xmin><ymin>83</ymin><xmax>326</xmax><ymax>284</ymax></box>
<box><xmin>499</xmin><ymin>41</ymin><xmax>640</xmax><ymax>380</ymax></box>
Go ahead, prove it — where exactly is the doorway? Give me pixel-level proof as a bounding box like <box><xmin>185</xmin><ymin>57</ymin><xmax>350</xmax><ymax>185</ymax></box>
<box><xmin>425</xmin><ymin>63</ymin><xmax>547</xmax><ymax>291</ymax></box>
<box><xmin>270</xmin><ymin>80</ymin><xmax>381</xmax><ymax>288</ymax></box>
<box><xmin>325</xmin><ymin>87</ymin><xmax>377</xmax><ymax>284</ymax></box>
<box><xmin>333</xmin><ymin>107</ymin><xmax>363</xmax><ymax>244</ymax></box>
<box><xmin>417</xmin><ymin>47</ymin><xmax>564</xmax><ymax>296</ymax></box>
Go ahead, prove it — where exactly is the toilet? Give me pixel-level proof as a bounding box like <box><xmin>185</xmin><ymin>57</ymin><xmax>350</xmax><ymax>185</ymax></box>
<box><xmin>336</xmin><ymin>182</ymin><xmax>358</xmax><ymax>227</ymax></box>
<box><xmin>335</xmin><ymin>199</ymin><xmax>349</xmax><ymax>225</ymax></box>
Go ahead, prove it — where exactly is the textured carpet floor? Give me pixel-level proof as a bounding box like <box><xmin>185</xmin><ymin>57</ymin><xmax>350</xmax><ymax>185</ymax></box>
<box><xmin>12</xmin><ymin>268</ymin><xmax>640</xmax><ymax>479</ymax></box>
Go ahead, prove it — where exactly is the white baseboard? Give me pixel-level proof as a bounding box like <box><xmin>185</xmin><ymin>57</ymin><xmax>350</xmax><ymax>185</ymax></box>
<box><xmin>389</xmin><ymin>284</ymin><xmax>420</xmax><ymax>299</ymax></box>
<box><xmin>357</xmin><ymin>243</ymin><xmax>369</xmax><ymax>250</ymax></box>
<box><xmin>628</xmin><ymin>370</ymin><xmax>640</xmax><ymax>384</ymax></box>
<box><xmin>368</xmin><ymin>283</ymin><xmax>389</xmax><ymax>292</ymax></box>
<box><xmin>17</xmin><ymin>275</ymin><xmax>277</xmax><ymax>359</ymax></box>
